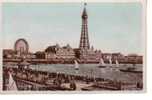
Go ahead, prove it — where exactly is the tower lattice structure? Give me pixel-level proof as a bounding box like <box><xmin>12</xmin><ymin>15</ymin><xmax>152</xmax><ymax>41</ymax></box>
<box><xmin>79</xmin><ymin>3</ymin><xmax>90</xmax><ymax>50</ymax></box>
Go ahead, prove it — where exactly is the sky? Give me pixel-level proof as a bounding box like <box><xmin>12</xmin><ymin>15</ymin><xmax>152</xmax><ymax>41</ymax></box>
<box><xmin>2</xmin><ymin>3</ymin><xmax>144</xmax><ymax>55</ymax></box>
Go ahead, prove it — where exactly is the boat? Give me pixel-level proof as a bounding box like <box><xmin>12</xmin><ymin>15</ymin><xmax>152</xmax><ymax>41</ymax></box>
<box><xmin>98</xmin><ymin>58</ymin><xmax>106</xmax><ymax>68</ymax></box>
<box><xmin>108</xmin><ymin>57</ymin><xmax>112</xmax><ymax>67</ymax></box>
<box><xmin>115</xmin><ymin>59</ymin><xmax>119</xmax><ymax>68</ymax></box>
<box><xmin>74</xmin><ymin>60</ymin><xmax>79</xmax><ymax>70</ymax></box>
<box><xmin>119</xmin><ymin>67</ymin><xmax>142</xmax><ymax>73</ymax></box>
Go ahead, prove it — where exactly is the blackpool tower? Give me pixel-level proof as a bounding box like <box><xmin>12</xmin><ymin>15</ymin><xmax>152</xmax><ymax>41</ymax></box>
<box><xmin>79</xmin><ymin>3</ymin><xmax>90</xmax><ymax>50</ymax></box>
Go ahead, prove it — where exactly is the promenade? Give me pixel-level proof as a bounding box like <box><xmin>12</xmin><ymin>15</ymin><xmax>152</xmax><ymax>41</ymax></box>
<box><xmin>3</xmin><ymin>67</ymin><xmax>143</xmax><ymax>91</ymax></box>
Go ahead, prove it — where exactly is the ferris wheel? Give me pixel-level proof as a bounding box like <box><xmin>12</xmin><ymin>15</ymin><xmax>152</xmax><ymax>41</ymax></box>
<box><xmin>14</xmin><ymin>38</ymin><xmax>29</xmax><ymax>54</ymax></box>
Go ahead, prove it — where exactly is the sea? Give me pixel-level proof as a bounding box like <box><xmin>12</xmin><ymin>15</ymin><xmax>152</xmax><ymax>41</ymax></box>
<box><xmin>25</xmin><ymin>63</ymin><xmax>143</xmax><ymax>83</ymax></box>
<box><xmin>4</xmin><ymin>64</ymin><xmax>143</xmax><ymax>83</ymax></box>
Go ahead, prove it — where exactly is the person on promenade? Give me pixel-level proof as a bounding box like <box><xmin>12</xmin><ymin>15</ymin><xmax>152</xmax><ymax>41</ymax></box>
<box><xmin>69</xmin><ymin>79</ymin><xmax>76</xmax><ymax>90</ymax></box>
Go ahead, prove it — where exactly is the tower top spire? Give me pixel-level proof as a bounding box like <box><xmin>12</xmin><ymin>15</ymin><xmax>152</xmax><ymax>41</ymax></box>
<box><xmin>82</xmin><ymin>2</ymin><xmax>88</xmax><ymax>18</ymax></box>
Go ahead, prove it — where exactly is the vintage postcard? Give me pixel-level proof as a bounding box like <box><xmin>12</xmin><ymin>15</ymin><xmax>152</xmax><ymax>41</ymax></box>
<box><xmin>0</xmin><ymin>0</ymin><xmax>146</xmax><ymax>93</ymax></box>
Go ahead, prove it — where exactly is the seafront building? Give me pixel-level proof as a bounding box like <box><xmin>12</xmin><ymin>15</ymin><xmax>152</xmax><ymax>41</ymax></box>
<box><xmin>34</xmin><ymin>51</ymin><xmax>46</xmax><ymax>59</ymax></box>
<box><xmin>45</xmin><ymin>44</ymin><xmax>75</xmax><ymax>59</ymax></box>
<box><xmin>3</xmin><ymin>49</ymin><xmax>15</xmax><ymax>59</ymax></box>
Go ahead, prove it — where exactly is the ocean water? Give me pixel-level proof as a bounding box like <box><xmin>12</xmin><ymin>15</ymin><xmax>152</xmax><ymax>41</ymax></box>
<box><xmin>28</xmin><ymin>64</ymin><xmax>143</xmax><ymax>83</ymax></box>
